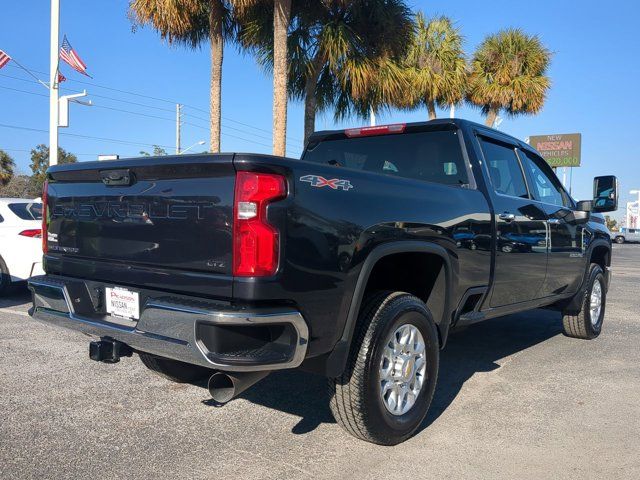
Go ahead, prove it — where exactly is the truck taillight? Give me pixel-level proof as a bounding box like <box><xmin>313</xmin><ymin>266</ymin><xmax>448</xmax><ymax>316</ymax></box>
<box><xmin>233</xmin><ymin>171</ymin><xmax>286</xmax><ymax>277</ymax></box>
<box><xmin>19</xmin><ymin>229</ymin><xmax>42</xmax><ymax>238</ymax></box>
<box><xmin>42</xmin><ymin>180</ymin><xmax>48</xmax><ymax>253</ymax></box>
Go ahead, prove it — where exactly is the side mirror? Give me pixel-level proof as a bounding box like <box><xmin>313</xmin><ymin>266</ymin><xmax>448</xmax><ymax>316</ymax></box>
<box><xmin>592</xmin><ymin>175</ymin><xmax>618</xmax><ymax>212</ymax></box>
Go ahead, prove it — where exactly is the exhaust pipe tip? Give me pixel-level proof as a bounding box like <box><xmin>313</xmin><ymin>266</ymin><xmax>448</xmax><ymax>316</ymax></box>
<box><xmin>208</xmin><ymin>372</ymin><xmax>236</xmax><ymax>404</ymax></box>
<box><xmin>207</xmin><ymin>370</ymin><xmax>271</xmax><ymax>404</ymax></box>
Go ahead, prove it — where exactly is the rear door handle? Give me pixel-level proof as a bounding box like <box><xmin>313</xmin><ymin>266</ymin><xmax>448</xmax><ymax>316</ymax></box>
<box><xmin>498</xmin><ymin>212</ymin><xmax>516</xmax><ymax>222</ymax></box>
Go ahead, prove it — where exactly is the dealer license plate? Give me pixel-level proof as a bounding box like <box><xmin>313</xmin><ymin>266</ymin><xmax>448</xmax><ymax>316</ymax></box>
<box><xmin>106</xmin><ymin>287</ymin><xmax>140</xmax><ymax>320</ymax></box>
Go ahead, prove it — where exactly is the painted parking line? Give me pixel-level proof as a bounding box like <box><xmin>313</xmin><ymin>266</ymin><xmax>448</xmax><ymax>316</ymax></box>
<box><xmin>0</xmin><ymin>308</ymin><xmax>30</xmax><ymax>317</ymax></box>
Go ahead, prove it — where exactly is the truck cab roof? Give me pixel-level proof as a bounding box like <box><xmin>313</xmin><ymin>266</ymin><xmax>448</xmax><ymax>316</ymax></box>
<box><xmin>307</xmin><ymin>118</ymin><xmax>530</xmax><ymax>151</ymax></box>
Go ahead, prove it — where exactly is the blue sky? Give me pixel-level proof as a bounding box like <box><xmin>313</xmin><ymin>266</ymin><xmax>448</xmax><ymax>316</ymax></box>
<box><xmin>1</xmin><ymin>0</ymin><xmax>639</xmax><ymax>220</ymax></box>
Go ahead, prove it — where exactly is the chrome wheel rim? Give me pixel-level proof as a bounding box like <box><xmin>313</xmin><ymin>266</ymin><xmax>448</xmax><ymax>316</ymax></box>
<box><xmin>590</xmin><ymin>278</ymin><xmax>603</xmax><ymax>326</ymax></box>
<box><xmin>379</xmin><ymin>323</ymin><xmax>427</xmax><ymax>416</ymax></box>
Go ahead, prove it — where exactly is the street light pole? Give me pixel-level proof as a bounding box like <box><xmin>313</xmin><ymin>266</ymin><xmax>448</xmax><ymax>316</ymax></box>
<box><xmin>178</xmin><ymin>140</ymin><xmax>205</xmax><ymax>154</ymax></box>
<box><xmin>176</xmin><ymin>103</ymin><xmax>182</xmax><ymax>154</ymax></box>
<box><xmin>49</xmin><ymin>0</ymin><xmax>60</xmax><ymax>166</ymax></box>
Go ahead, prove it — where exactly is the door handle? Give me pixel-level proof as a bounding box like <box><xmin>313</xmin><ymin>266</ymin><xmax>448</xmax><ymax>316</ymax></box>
<box><xmin>498</xmin><ymin>212</ymin><xmax>516</xmax><ymax>222</ymax></box>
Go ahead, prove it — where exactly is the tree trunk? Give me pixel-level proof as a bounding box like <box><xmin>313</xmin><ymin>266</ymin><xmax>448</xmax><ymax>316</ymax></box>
<box><xmin>209</xmin><ymin>3</ymin><xmax>224</xmax><ymax>153</ymax></box>
<box><xmin>427</xmin><ymin>101</ymin><xmax>437</xmax><ymax>120</ymax></box>
<box><xmin>303</xmin><ymin>54</ymin><xmax>324</xmax><ymax>146</ymax></box>
<box><xmin>272</xmin><ymin>0</ymin><xmax>291</xmax><ymax>156</ymax></box>
<box><xmin>485</xmin><ymin>108</ymin><xmax>498</xmax><ymax>127</ymax></box>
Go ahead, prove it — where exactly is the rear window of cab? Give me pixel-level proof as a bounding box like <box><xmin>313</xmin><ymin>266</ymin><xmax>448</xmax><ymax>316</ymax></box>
<box><xmin>302</xmin><ymin>130</ymin><xmax>469</xmax><ymax>187</ymax></box>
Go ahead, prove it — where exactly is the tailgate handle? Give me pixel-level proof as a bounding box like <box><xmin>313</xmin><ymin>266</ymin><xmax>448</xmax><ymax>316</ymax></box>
<box><xmin>100</xmin><ymin>169</ymin><xmax>133</xmax><ymax>186</ymax></box>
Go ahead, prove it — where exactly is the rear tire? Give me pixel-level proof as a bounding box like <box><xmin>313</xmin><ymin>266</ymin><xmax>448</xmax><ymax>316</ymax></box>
<box><xmin>562</xmin><ymin>263</ymin><xmax>606</xmax><ymax>339</ymax></box>
<box><xmin>0</xmin><ymin>256</ymin><xmax>11</xmax><ymax>296</ymax></box>
<box><xmin>614</xmin><ymin>236</ymin><xmax>624</xmax><ymax>244</ymax></box>
<box><xmin>329</xmin><ymin>291</ymin><xmax>439</xmax><ymax>445</ymax></box>
<box><xmin>139</xmin><ymin>353</ymin><xmax>212</xmax><ymax>383</ymax></box>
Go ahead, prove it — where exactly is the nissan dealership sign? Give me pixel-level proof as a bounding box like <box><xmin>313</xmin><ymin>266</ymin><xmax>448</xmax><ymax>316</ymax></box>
<box><xmin>529</xmin><ymin>133</ymin><xmax>582</xmax><ymax>167</ymax></box>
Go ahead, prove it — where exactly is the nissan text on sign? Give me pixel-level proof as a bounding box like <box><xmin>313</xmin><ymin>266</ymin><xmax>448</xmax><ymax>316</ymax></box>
<box><xmin>529</xmin><ymin>133</ymin><xmax>582</xmax><ymax>167</ymax></box>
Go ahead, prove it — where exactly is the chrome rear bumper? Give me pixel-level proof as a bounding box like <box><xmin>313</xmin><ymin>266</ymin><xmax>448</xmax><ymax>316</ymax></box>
<box><xmin>28</xmin><ymin>276</ymin><xmax>308</xmax><ymax>372</ymax></box>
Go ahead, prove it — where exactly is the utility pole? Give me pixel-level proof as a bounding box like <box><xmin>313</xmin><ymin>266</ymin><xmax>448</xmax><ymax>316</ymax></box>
<box><xmin>49</xmin><ymin>0</ymin><xmax>60</xmax><ymax>166</ymax></box>
<box><xmin>369</xmin><ymin>107</ymin><xmax>376</xmax><ymax>127</ymax></box>
<box><xmin>176</xmin><ymin>103</ymin><xmax>182</xmax><ymax>154</ymax></box>
<box><xmin>449</xmin><ymin>104</ymin><xmax>455</xmax><ymax>118</ymax></box>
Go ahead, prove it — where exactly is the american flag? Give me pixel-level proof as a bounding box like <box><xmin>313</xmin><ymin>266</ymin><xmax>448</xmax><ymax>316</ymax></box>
<box><xmin>0</xmin><ymin>50</ymin><xmax>11</xmax><ymax>70</ymax></box>
<box><xmin>59</xmin><ymin>35</ymin><xmax>90</xmax><ymax>77</ymax></box>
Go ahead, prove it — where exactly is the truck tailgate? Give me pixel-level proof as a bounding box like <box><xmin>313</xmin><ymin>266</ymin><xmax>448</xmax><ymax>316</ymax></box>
<box><xmin>45</xmin><ymin>155</ymin><xmax>235</xmax><ymax>289</ymax></box>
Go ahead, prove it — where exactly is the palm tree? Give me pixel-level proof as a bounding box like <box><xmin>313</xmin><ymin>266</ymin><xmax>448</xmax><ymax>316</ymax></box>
<box><xmin>272</xmin><ymin>0</ymin><xmax>291</xmax><ymax>156</ymax></box>
<box><xmin>0</xmin><ymin>149</ymin><xmax>15</xmax><ymax>186</ymax></box>
<box><xmin>328</xmin><ymin>1</ymin><xmax>413</xmax><ymax>129</ymax></box>
<box><xmin>241</xmin><ymin>0</ymin><xmax>413</xmax><ymax>144</ymax></box>
<box><xmin>129</xmin><ymin>0</ymin><xmax>240</xmax><ymax>153</ymax></box>
<box><xmin>130</xmin><ymin>0</ymin><xmax>291</xmax><ymax>156</ymax></box>
<box><xmin>398</xmin><ymin>13</ymin><xmax>467</xmax><ymax>120</ymax></box>
<box><xmin>238</xmin><ymin>0</ymin><xmax>292</xmax><ymax>154</ymax></box>
<box><xmin>334</xmin><ymin>55</ymin><xmax>410</xmax><ymax>124</ymax></box>
<box><xmin>467</xmin><ymin>29</ymin><xmax>551</xmax><ymax>127</ymax></box>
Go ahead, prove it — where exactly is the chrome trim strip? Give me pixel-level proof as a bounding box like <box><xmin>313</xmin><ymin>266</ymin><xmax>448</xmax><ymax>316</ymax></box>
<box><xmin>28</xmin><ymin>278</ymin><xmax>308</xmax><ymax>372</ymax></box>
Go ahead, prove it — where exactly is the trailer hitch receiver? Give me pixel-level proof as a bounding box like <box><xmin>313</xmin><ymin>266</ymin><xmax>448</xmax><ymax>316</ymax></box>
<box><xmin>89</xmin><ymin>339</ymin><xmax>133</xmax><ymax>363</ymax></box>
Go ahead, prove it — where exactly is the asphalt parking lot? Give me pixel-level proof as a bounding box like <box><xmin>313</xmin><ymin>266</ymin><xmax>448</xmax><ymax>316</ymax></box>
<box><xmin>1</xmin><ymin>244</ymin><xmax>639</xmax><ymax>480</ymax></box>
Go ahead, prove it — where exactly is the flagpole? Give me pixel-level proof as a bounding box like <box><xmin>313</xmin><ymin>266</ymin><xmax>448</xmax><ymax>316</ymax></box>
<box><xmin>49</xmin><ymin>0</ymin><xmax>60</xmax><ymax>166</ymax></box>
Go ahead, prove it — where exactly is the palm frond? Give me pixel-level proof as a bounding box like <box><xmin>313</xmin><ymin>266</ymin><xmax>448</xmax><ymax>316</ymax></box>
<box><xmin>397</xmin><ymin>13</ymin><xmax>468</xmax><ymax>112</ymax></box>
<box><xmin>238</xmin><ymin>0</ymin><xmax>413</xmax><ymax>119</ymax></box>
<box><xmin>467</xmin><ymin>28</ymin><xmax>551</xmax><ymax>116</ymax></box>
<box><xmin>129</xmin><ymin>0</ymin><xmax>241</xmax><ymax>47</ymax></box>
<box><xmin>129</xmin><ymin>0</ymin><xmax>210</xmax><ymax>47</ymax></box>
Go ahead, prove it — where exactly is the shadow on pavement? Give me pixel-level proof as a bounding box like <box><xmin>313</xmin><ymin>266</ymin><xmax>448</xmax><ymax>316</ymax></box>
<box><xmin>418</xmin><ymin>308</ymin><xmax>562</xmax><ymax>433</ymax></box>
<box><xmin>0</xmin><ymin>285</ymin><xmax>31</xmax><ymax>309</ymax></box>
<box><xmin>202</xmin><ymin>308</ymin><xmax>562</xmax><ymax>436</ymax></box>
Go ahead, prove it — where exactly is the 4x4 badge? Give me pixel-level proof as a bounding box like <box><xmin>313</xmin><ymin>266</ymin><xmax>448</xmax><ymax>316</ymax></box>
<box><xmin>300</xmin><ymin>175</ymin><xmax>353</xmax><ymax>191</ymax></box>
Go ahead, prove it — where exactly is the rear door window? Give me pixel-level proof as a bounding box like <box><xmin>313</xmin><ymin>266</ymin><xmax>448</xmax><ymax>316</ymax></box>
<box><xmin>8</xmin><ymin>202</ymin><xmax>43</xmax><ymax>220</ymax></box>
<box><xmin>303</xmin><ymin>130</ymin><xmax>469</xmax><ymax>186</ymax></box>
<box><xmin>479</xmin><ymin>138</ymin><xmax>529</xmax><ymax>198</ymax></box>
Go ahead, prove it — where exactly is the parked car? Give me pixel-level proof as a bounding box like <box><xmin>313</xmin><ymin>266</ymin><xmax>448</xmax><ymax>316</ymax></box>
<box><xmin>0</xmin><ymin>198</ymin><xmax>45</xmax><ymax>294</ymax></box>
<box><xmin>611</xmin><ymin>227</ymin><xmax>640</xmax><ymax>244</ymax></box>
<box><xmin>29</xmin><ymin>119</ymin><xmax>617</xmax><ymax>445</ymax></box>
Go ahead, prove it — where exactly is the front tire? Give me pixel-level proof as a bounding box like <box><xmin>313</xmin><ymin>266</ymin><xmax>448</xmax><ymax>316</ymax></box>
<box><xmin>329</xmin><ymin>291</ymin><xmax>439</xmax><ymax>445</ymax></box>
<box><xmin>139</xmin><ymin>353</ymin><xmax>212</xmax><ymax>383</ymax></box>
<box><xmin>562</xmin><ymin>263</ymin><xmax>606</xmax><ymax>339</ymax></box>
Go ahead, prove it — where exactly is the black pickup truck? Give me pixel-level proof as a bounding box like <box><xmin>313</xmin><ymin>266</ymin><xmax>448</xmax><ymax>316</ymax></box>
<box><xmin>29</xmin><ymin>119</ymin><xmax>618</xmax><ymax>445</ymax></box>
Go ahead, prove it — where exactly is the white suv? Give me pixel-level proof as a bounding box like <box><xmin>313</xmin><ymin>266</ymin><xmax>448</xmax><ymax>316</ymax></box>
<box><xmin>612</xmin><ymin>228</ymin><xmax>640</xmax><ymax>244</ymax></box>
<box><xmin>0</xmin><ymin>198</ymin><xmax>45</xmax><ymax>294</ymax></box>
